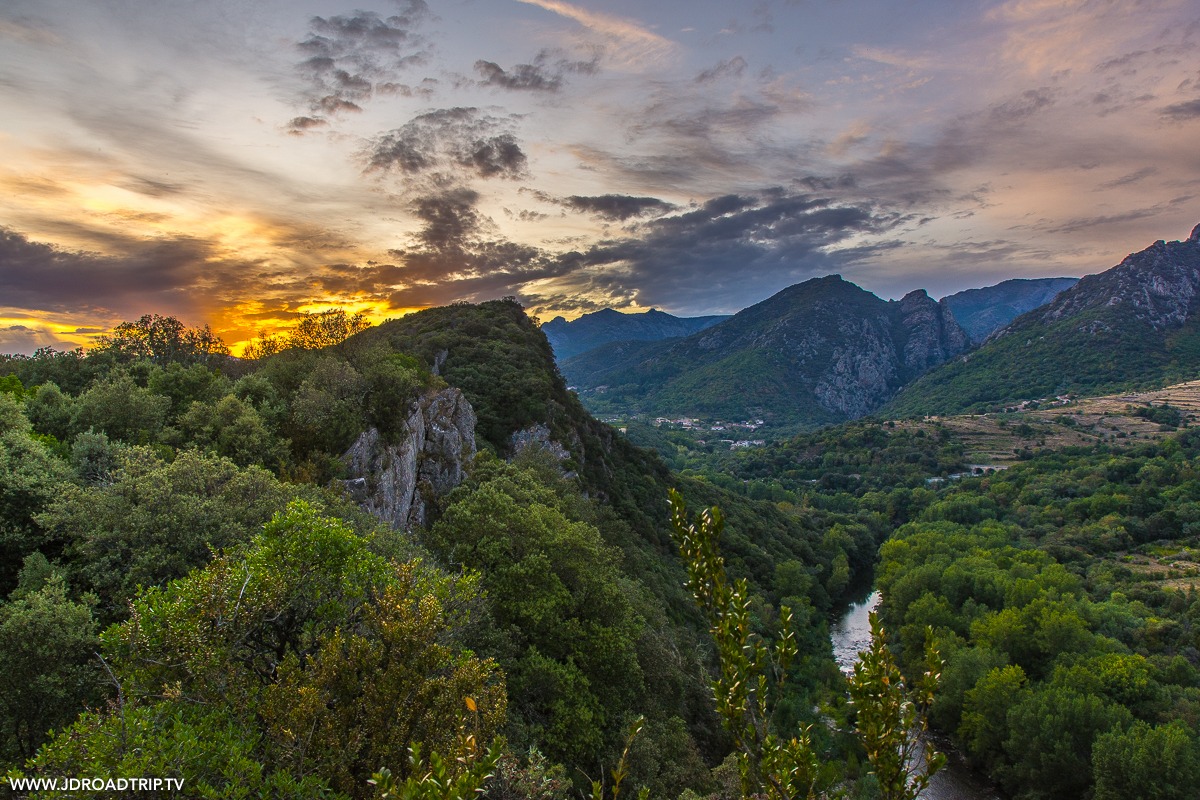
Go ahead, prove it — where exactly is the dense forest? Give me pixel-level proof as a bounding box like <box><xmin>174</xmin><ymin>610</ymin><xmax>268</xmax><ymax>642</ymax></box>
<box><xmin>0</xmin><ymin>305</ymin><xmax>932</xmax><ymax>799</ymax></box>
<box><xmin>3</xmin><ymin>302</ymin><xmax>1198</xmax><ymax>799</ymax></box>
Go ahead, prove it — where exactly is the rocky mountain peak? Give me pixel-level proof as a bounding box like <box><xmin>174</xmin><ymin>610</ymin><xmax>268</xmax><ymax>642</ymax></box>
<box><xmin>895</xmin><ymin>289</ymin><xmax>969</xmax><ymax>375</ymax></box>
<box><xmin>1033</xmin><ymin>224</ymin><xmax>1200</xmax><ymax>332</ymax></box>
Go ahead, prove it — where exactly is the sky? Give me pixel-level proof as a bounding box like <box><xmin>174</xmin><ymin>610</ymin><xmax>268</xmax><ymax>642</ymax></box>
<box><xmin>1</xmin><ymin>0</ymin><xmax>1199</xmax><ymax>354</ymax></box>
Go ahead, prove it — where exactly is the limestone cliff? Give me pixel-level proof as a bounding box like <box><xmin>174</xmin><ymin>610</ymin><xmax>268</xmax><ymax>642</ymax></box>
<box><xmin>341</xmin><ymin>387</ymin><xmax>476</xmax><ymax>531</ymax></box>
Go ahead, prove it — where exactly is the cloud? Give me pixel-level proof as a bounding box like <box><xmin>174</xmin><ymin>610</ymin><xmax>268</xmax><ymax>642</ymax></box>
<box><xmin>0</xmin><ymin>324</ymin><xmax>76</xmax><ymax>356</ymax></box>
<box><xmin>514</xmin><ymin>0</ymin><xmax>676</xmax><ymax>66</ymax></box>
<box><xmin>294</xmin><ymin>2</ymin><xmax>433</xmax><ymax>122</ymax></box>
<box><xmin>475</xmin><ymin>60</ymin><xmax>562</xmax><ymax>92</ymax></box>
<box><xmin>523</xmin><ymin>190</ymin><xmax>676</xmax><ymax>221</ymax></box>
<box><xmin>0</xmin><ymin>227</ymin><xmax>215</xmax><ymax>317</ymax></box>
<box><xmin>363</xmin><ymin>107</ymin><xmax>528</xmax><ymax>180</ymax></box>
<box><xmin>561</xmin><ymin>194</ymin><xmax>677</xmax><ymax>221</ymax></box>
<box><xmin>286</xmin><ymin>116</ymin><xmax>330</xmax><ymax>135</ymax></box>
<box><xmin>0</xmin><ymin>16</ymin><xmax>61</xmax><ymax>46</ymax></box>
<box><xmin>695</xmin><ymin>56</ymin><xmax>748</xmax><ymax>83</ymax></box>
<box><xmin>988</xmin><ymin>87</ymin><xmax>1056</xmax><ymax>124</ymax></box>
<box><xmin>523</xmin><ymin>191</ymin><xmax>900</xmax><ymax>313</ymax></box>
<box><xmin>1161</xmin><ymin>98</ymin><xmax>1200</xmax><ymax>121</ymax></box>
<box><xmin>474</xmin><ymin>47</ymin><xmax>601</xmax><ymax>92</ymax></box>
<box><xmin>1097</xmin><ymin>166</ymin><xmax>1157</xmax><ymax>190</ymax></box>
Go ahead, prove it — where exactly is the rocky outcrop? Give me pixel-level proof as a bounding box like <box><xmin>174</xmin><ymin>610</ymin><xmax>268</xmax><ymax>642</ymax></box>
<box><xmin>897</xmin><ymin>290</ymin><xmax>971</xmax><ymax>376</ymax></box>
<box><xmin>979</xmin><ymin>225</ymin><xmax>1200</xmax><ymax>344</ymax></box>
<box><xmin>341</xmin><ymin>387</ymin><xmax>476</xmax><ymax>531</ymax></box>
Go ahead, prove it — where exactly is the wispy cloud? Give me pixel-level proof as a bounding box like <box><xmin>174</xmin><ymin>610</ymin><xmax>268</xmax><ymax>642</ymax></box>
<box><xmin>514</xmin><ymin>0</ymin><xmax>676</xmax><ymax>66</ymax></box>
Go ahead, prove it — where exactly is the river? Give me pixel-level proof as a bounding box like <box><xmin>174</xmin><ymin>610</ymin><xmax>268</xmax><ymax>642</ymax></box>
<box><xmin>830</xmin><ymin>590</ymin><xmax>1005</xmax><ymax>800</ymax></box>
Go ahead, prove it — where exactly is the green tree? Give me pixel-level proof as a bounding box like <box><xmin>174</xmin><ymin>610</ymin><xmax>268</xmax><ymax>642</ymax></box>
<box><xmin>94</xmin><ymin>313</ymin><xmax>228</xmax><ymax>365</ymax></box>
<box><xmin>669</xmin><ymin>491</ymin><xmax>946</xmax><ymax>800</ymax></box>
<box><xmin>1000</xmin><ymin>687</ymin><xmax>1132</xmax><ymax>800</ymax></box>
<box><xmin>30</xmin><ymin>502</ymin><xmax>504</xmax><ymax>799</ymax></box>
<box><xmin>38</xmin><ymin>449</ymin><xmax>302</xmax><ymax>621</ymax></box>
<box><xmin>0</xmin><ymin>397</ymin><xmax>72</xmax><ymax>593</ymax></box>
<box><xmin>847</xmin><ymin>613</ymin><xmax>945</xmax><ymax>800</ymax></box>
<box><xmin>1092</xmin><ymin>720</ymin><xmax>1200</xmax><ymax>800</ymax></box>
<box><xmin>288</xmin><ymin>357</ymin><xmax>367</xmax><ymax>454</ymax></box>
<box><xmin>177</xmin><ymin>394</ymin><xmax>287</xmax><ymax>467</ymax></box>
<box><xmin>0</xmin><ymin>562</ymin><xmax>101</xmax><ymax>760</ymax></box>
<box><xmin>23</xmin><ymin>381</ymin><xmax>75</xmax><ymax>441</ymax></box>
<box><xmin>71</xmin><ymin>371</ymin><xmax>169</xmax><ymax>443</ymax></box>
<box><xmin>427</xmin><ymin>463</ymin><xmax>645</xmax><ymax>770</ymax></box>
<box><xmin>668</xmin><ymin>490</ymin><xmax>819</xmax><ymax>800</ymax></box>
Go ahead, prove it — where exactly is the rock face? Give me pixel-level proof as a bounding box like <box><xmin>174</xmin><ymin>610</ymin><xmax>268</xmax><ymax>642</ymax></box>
<box><xmin>342</xmin><ymin>387</ymin><xmax>476</xmax><ymax>531</ymax></box>
<box><xmin>898</xmin><ymin>289</ymin><xmax>971</xmax><ymax>374</ymax></box>
<box><xmin>1022</xmin><ymin>230</ymin><xmax>1200</xmax><ymax>334</ymax></box>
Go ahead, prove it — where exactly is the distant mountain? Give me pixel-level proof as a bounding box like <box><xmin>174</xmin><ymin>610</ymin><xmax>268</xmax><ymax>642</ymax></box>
<box><xmin>888</xmin><ymin>223</ymin><xmax>1200</xmax><ymax>416</ymax></box>
<box><xmin>541</xmin><ymin>308</ymin><xmax>728</xmax><ymax>360</ymax></box>
<box><xmin>942</xmin><ymin>277</ymin><xmax>1078</xmax><ymax>343</ymax></box>
<box><xmin>562</xmin><ymin>275</ymin><xmax>969</xmax><ymax>426</ymax></box>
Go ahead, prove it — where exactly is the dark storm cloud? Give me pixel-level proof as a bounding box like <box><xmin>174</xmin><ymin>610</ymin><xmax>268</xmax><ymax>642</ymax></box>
<box><xmin>562</xmin><ymin>195</ymin><xmax>676</xmax><ymax>221</ymax></box>
<box><xmin>294</xmin><ymin>2</ymin><xmax>432</xmax><ymax>122</ymax></box>
<box><xmin>352</xmin><ymin>186</ymin><xmax>898</xmax><ymax>313</ymax></box>
<box><xmin>556</xmin><ymin>192</ymin><xmax>897</xmax><ymax>309</ymax></box>
<box><xmin>473</xmin><ymin>48</ymin><xmax>601</xmax><ymax>93</ymax></box>
<box><xmin>363</xmin><ymin>107</ymin><xmax>527</xmax><ymax>180</ymax></box>
<box><xmin>1161</xmin><ymin>98</ymin><xmax>1200</xmax><ymax>121</ymax></box>
<box><xmin>0</xmin><ymin>227</ymin><xmax>216</xmax><ymax>315</ymax></box>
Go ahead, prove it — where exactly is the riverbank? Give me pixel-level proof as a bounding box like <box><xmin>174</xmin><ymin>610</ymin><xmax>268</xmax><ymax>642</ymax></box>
<box><xmin>830</xmin><ymin>589</ymin><xmax>1005</xmax><ymax>800</ymax></box>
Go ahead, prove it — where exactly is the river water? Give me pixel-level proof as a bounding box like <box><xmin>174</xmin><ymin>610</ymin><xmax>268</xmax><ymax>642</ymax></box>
<box><xmin>830</xmin><ymin>590</ymin><xmax>1004</xmax><ymax>800</ymax></box>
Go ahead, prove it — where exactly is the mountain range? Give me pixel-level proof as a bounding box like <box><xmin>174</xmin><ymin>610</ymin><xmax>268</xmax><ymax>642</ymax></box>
<box><xmin>541</xmin><ymin>308</ymin><xmax>728</xmax><ymax>360</ymax></box>
<box><xmin>940</xmin><ymin>277</ymin><xmax>1078</xmax><ymax>343</ymax></box>
<box><xmin>888</xmin><ymin>222</ymin><xmax>1200</xmax><ymax>415</ymax></box>
<box><xmin>562</xmin><ymin>223</ymin><xmax>1200</xmax><ymax>427</ymax></box>
<box><xmin>562</xmin><ymin>276</ymin><xmax>969</xmax><ymax>426</ymax></box>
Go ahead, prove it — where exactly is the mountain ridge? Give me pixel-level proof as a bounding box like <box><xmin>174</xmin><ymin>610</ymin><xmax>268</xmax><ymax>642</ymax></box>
<box><xmin>563</xmin><ymin>275</ymin><xmax>969</xmax><ymax>426</ymax></box>
<box><xmin>887</xmin><ymin>222</ymin><xmax>1200</xmax><ymax>415</ymax></box>
<box><xmin>541</xmin><ymin>307</ymin><xmax>728</xmax><ymax>360</ymax></box>
<box><xmin>941</xmin><ymin>277</ymin><xmax>1078</xmax><ymax>343</ymax></box>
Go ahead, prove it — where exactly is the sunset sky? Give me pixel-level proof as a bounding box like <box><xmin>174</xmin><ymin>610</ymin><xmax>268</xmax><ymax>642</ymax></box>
<box><xmin>2</xmin><ymin>0</ymin><xmax>1199</xmax><ymax>354</ymax></box>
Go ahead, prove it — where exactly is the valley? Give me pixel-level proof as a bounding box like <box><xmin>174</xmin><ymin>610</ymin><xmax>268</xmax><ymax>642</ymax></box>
<box><xmin>3</xmin><ymin>223</ymin><xmax>1200</xmax><ymax>799</ymax></box>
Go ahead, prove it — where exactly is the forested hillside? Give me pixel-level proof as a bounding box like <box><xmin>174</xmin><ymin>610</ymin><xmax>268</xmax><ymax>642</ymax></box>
<box><xmin>0</xmin><ymin>304</ymin><xmax>898</xmax><ymax>799</ymax></box>
<box><xmin>876</xmin><ymin>433</ymin><xmax>1200</xmax><ymax>799</ymax></box>
<box><xmin>563</xmin><ymin>276</ymin><xmax>967</xmax><ymax>429</ymax></box>
<box><xmin>5</xmin><ymin>296</ymin><xmax>1199</xmax><ymax>800</ymax></box>
<box><xmin>889</xmin><ymin>224</ymin><xmax>1200</xmax><ymax>415</ymax></box>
